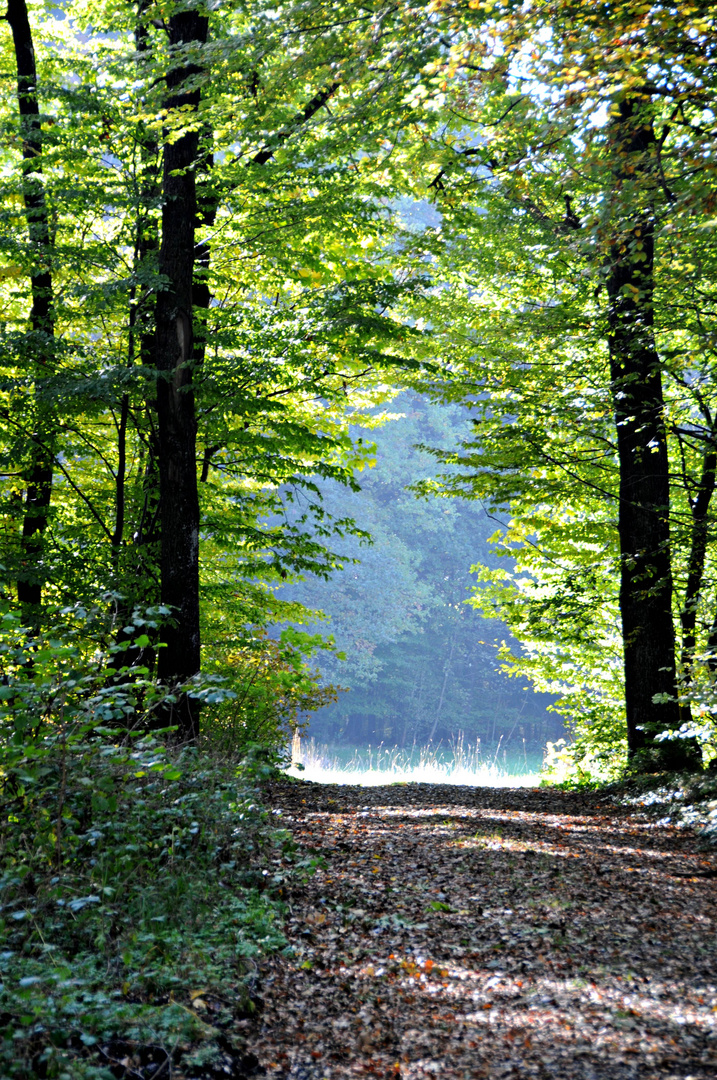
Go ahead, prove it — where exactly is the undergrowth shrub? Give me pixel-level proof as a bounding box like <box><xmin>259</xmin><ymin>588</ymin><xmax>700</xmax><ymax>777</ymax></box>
<box><xmin>0</xmin><ymin>738</ymin><xmax>293</xmax><ymax>1078</ymax></box>
<box><xmin>0</xmin><ymin>609</ymin><xmax>295</xmax><ymax>1078</ymax></box>
<box><xmin>200</xmin><ymin>627</ymin><xmax>342</xmax><ymax>755</ymax></box>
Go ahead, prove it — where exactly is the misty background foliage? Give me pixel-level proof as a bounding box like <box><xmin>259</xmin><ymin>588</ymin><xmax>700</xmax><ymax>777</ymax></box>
<box><xmin>276</xmin><ymin>393</ymin><xmax>563</xmax><ymax>755</ymax></box>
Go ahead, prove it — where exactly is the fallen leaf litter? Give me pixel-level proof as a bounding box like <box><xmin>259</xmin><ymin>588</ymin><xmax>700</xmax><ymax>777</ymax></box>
<box><xmin>249</xmin><ymin>779</ymin><xmax>717</xmax><ymax>1080</ymax></box>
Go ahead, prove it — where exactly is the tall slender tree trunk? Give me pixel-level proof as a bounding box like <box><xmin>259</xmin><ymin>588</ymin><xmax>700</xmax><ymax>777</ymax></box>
<box><xmin>680</xmin><ymin>439</ymin><xmax>717</xmax><ymax>685</ymax></box>
<box><xmin>6</xmin><ymin>0</ymin><xmax>55</xmax><ymax>623</ymax></box>
<box><xmin>110</xmin><ymin>2</ymin><xmax>161</xmax><ymax>680</ymax></box>
<box><xmin>114</xmin><ymin>1</ymin><xmax>159</xmax><ymax>571</ymax></box>
<box><xmin>154</xmin><ymin>7</ymin><xmax>208</xmax><ymax>740</ymax></box>
<box><xmin>428</xmin><ymin>636</ymin><xmax>456</xmax><ymax>742</ymax></box>
<box><xmin>606</xmin><ymin>96</ymin><xmax>700</xmax><ymax>770</ymax></box>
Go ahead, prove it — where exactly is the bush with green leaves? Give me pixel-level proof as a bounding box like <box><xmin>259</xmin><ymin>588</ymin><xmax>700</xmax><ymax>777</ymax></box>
<box><xmin>0</xmin><ymin>612</ymin><xmax>294</xmax><ymax>1078</ymax></box>
<box><xmin>200</xmin><ymin>626</ymin><xmax>344</xmax><ymax>755</ymax></box>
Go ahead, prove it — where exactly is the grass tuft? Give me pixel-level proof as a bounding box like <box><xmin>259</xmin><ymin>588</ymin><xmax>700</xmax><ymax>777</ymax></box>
<box><xmin>286</xmin><ymin>736</ymin><xmax>543</xmax><ymax>788</ymax></box>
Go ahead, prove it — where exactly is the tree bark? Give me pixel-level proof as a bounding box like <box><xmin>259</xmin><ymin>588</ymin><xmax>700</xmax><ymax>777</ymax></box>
<box><xmin>6</xmin><ymin>0</ymin><xmax>55</xmax><ymax>623</ymax></box>
<box><xmin>154</xmin><ymin>7</ymin><xmax>208</xmax><ymax>739</ymax></box>
<box><xmin>680</xmin><ymin>439</ymin><xmax>717</xmax><ymax>684</ymax></box>
<box><xmin>606</xmin><ymin>96</ymin><xmax>700</xmax><ymax>770</ymax></box>
<box><xmin>110</xmin><ymin>2</ymin><xmax>161</xmax><ymax>680</ymax></box>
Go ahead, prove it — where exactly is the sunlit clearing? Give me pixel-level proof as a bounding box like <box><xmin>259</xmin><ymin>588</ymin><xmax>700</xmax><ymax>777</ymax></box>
<box><xmin>285</xmin><ymin>737</ymin><xmax>543</xmax><ymax>788</ymax></box>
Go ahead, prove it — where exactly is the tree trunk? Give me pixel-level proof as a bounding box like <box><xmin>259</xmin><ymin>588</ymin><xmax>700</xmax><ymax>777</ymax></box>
<box><xmin>606</xmin><ymin>96</ymin><xmax>700</xmax><ymax>770</ymax></box>
<box><xmin>154</xmin><ymin>8</ymin><xmax>208</xmax><ymax>740</ymax></box>
<box><xmin>680</xmin><ymin>439</ymin><xmax>717</xmax><ymax>684</ymax></box>
<box><xmin>428</xmin><ymin>636</ymin><xmax>456</xmax><ymax>742</ymax></box>
<box><xmin>6</xmin><ymin>0</ymin><xmax>55</xmax><ymax>623</ymax></box>
<box><xmin>110</xmin><ymin>2</ymin><xmax>161</xmax><ymax>680</ymax></box>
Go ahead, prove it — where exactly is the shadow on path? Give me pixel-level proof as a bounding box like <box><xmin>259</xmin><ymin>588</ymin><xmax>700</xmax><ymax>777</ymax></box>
<box><xmin>252</xmin><ymin>779</ymin><xmax>717</xmax><ymax>1080</ymax></box>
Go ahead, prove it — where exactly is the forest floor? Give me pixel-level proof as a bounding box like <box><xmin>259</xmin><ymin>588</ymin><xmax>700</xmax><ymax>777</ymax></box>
<box><xmin>244</xmin><ymin>777</ymin><xmax>717</xmax><ymax>1080</ymax></box>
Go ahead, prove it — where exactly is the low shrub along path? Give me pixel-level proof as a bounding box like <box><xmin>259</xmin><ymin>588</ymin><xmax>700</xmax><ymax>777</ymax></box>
<box><xmin>251</xmin><ymin>778</ymin><xmax>717</xmax><ymax>1080</ymax></box>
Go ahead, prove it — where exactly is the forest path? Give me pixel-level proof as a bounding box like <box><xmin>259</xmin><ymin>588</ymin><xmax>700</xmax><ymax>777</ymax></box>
<box><xmin>250</xmin><ymin>779</ymin><xmax>717</xmax><ymax>1080</ymax></box>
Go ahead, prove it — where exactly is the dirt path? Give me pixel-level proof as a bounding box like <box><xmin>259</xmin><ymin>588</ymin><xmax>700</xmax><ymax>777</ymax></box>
<box><xmin>243</xmin><ymin>779</ymin><xmax>717</xmax><ymax>1080</ymax></box>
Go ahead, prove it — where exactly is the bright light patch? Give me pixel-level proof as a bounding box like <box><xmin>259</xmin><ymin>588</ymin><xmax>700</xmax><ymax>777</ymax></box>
<box><xmin>286</xmin><ymin>739</ymin><xmax>543</xmax><ymax>788</ymax></box>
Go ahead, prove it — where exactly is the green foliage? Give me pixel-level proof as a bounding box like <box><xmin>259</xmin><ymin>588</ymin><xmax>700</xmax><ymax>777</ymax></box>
<box><xmin>278</xmin><ymin>394</ymin><xmax>562</xmax><ymax>751</ymax></box>
<box><xmin>0</xmin><ymin>621</ymin><xmax>294</xmax><ymax>1076</ymax></box>
<box><xmin>0</xmin><ymin>741</ymin><xmax>288</xmax><ymax>1077</ymax></box>
<box><xmin>0</xmin><ymin>599</ymin><xmax>250</xmax><ymax>750</ymax></box>
<box><xmin>0</xmin><ymin>0</ymin><xmax>453</xmax><ymax>727</ymax></box>
<box><xmin>0</xmin><ymin>0</ymin><xmax>512</xmax><ymax>763</ymax></box>
<box><xmin>396</xmin><ymin>0</ymin><xmax>717</xmax><ymax>774</ymax></box>
<box><xmin>541</xmin><ymin>739</ymin><xmax>619</xmax><ymax>789</ymax></box>
<box><xmin>201</xmin><ymin>628</ymin><xmax>343</xmax><ymax>755</ymax></box>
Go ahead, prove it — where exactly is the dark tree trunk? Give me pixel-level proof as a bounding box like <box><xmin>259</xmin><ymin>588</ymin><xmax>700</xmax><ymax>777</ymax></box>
<box><xmin>146</xmin><ymin>71</ymin><xmax>339</xmax><ymax>728</ymax></box>
<box><xmin>680</xmin><ymin>439</ymin><xmax>717</xmax><ymax>684</ymax></box>
<box><xmin>192</xmin><ymin>139</ymin><xmax>216</xmax><ymax>399</ymax></box>
<box><xmin>606</xmin><ymin>97</ymin><xmax>700</xmax><ymax>770</ymax></box>
<box><xmin>6</xmin><ymin>0</ymin><xmax>55</xmax><ymax>623</ymax></box>
<box><xmin>115</xmin><ymin>3</ymin><xmax>159</xmax><ymax>569</ymax></box>
<box><xmin>154</xmin><ymin>8</ymin><xmax>208</xmax><ymax>740</ymax></box>
<box><xmin>110</xmin><ymin>2</ymin><xmax>161</xmax><ymax>680</ymax></box>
